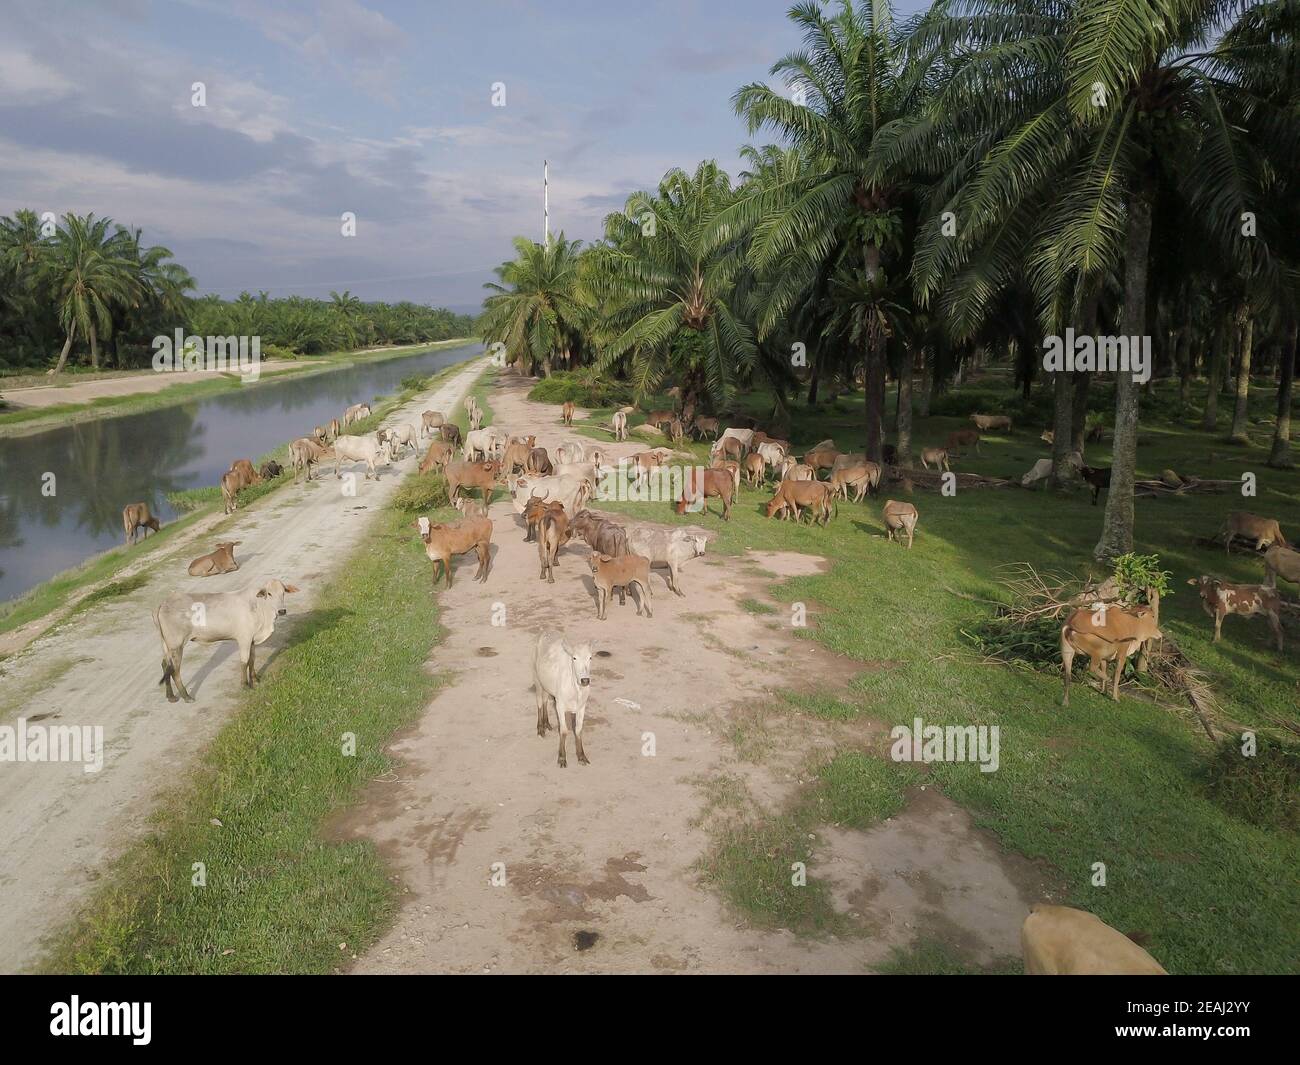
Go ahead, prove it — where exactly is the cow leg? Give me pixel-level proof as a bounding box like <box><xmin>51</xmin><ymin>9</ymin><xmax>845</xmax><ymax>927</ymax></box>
<box><xmin>536</xmin><ymin>690</ymin><xmax>550</xmax><ymax>736</ymax></box>
<box><xmin>480</xmin><ymin>541</ymin><xmax>492</xmax><ymax>582</ymax></box>
<box><xmin>638</xmin><ymin>579</ymin><xmax>652</xmax><ymax>618</ymax></box>
<box><xmin>557</xmin><ymin>710</ymin><xmax>570</xmax><ymax>768</ymax></box>
<box><xmin>596</xmin><ymin>586</ymin><xmax>607</xmax><ymax>621</ymax></box>
<box><xmin>669</xmin><ymin>564</ymin><xmax>683</xmax><ymax>597</ymax></box>
<box><xmin>574</xmin><ymin>706</ymin><xmax>589</xmax><ymax>766</ymax></box>
<box><xmin>240</xmin><ymin>642</ymin><xmax>254</xmax><ymax>688</ymax></box>
<box><xmin>1112</xmin><ymin>649</ymin><xmax>1129</xmax><ymax>701</ymax></box>
<box><xmin>246</xmin><ymin>643</ymin><xmax>258</xmax><ymax>685</ymax></box>
<box><xmin>1214</xmin><ymin>611</ymin><xmax>1223</xmax><ymax>642</ymax></box>
<box><xmin>443</xmin><ymin>551</ymin><xmax>455</xmax><ymax>588</ymax></box>
<box><xmin>1269</xmin><ymin>611</ymin><xmax>1284</xmax><ymax>651</ymax></box>
<box><xmin>1060</xmin><ymin>636</ymin><xmax>1073</xmax><ymax>706</ymax></box>
<box><xmin>170</xmin><ymin>643</ymin><xmax>195</xmax><ymax>703</ymax></box>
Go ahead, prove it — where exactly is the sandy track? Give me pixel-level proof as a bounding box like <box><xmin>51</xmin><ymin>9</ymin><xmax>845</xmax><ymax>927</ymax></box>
<box><xmin>340</xmin><ymin>374</ymin><xmax>1048</xmax><ymax>974</ymax></box>
<box><xmin>0</xmin><ymin>358</ymin><xmax>486</xmax><ymax>972</ymax></box>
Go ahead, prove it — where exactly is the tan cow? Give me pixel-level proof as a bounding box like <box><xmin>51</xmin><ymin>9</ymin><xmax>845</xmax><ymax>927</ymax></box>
<box><xmin>155</xmin><ymin>579</ymin><xmax>298</xmax><ymax>702</ymax></box>
<box><xmin>971</xmin><ymin>413</ymin><xmax>1012</xmax><ymax>432</ymax></box>
<box><xmin>588</xmin><ymin>552</ymin><xmax>654</xmax><ymax>620</ymax></box>
<box><xmin>1060</xmin><ymin>604</ymin><xmax>1163</xmax><ymax>705</ymax></box>
<box><xmin>290</xmin><ymin>437</ymin><xmax>327</xmax><ymax>482</ymax></box>
<box><xmin>187</xmin><ymin>541</ymin><xmax>240</xmax><ymax>576</ymax></box>
<box><xmin>221</xmin><ymin>459</ymin><xmax>261</xmax><ymax>513</ymax></box>
<box><xmin>830</xmin><ymin>459</ymin><xmax>881</xmax><ymax>502</ymax></box>
<box><xmin>418</xmin><ymin>440</ymin><xmax>455</xmax><ymax>475</ymax></box>
<box><xmin>415</xmin><ymin>514</ymin><xmax>492</xmax><ymax>588</ymax></box>
<box><xmin>1187</xmin><ymin>576</ymin><xmax>1284</xmax><ymax>651</ymax></box>
<box><xmin>945</xmin><ymin>428</ymin><xmax>981</xmax><ymax>453</ymax></box>
<box><xmin>445</xmin><ymin>459</ymin><xmax>501</xmax><ymax>506</ymax></box>
<box><xmin>1220</xmin><ymin>511</ymin><xmax>1289</xmax><ymax>554</ymax></box>
<box><xmin>421</xmin><ymin>410</ymin><xmax>445</xmax><ymax>437</ymax></box>
<box><xmin>881</xmin><ymin>500</ymin><xmax>918</xmax><ymax>548</ymax></box>
<box><xmin>676</xmin><ymin>466</ymin><xmax>734</xmax><ymax>520</ymax></box>
<box><xmin>709</xmin><ymin>456</ymin><xmax>742</xmax><ymax>492</ymax></box>
<box><xmin>122</xmin><ymin>502</ymin><xmax>161</xmax><ymax>545</ymax></box>
<box><xmin>644</xmin><ymin>409</ymin><xmax>675</xmax><ymax>431</ymax></box>
<box><xmin>502</xmin><ymin>440</ymin><xmax>532</xmax><ymax>475</ymax></box>
<box><xmin>764</xmin><ymin>479</ymin><xmax>834</xmax><ymax>524</ymax></box>
<box><xmin>537</xmin><ymin>505</ymin><xmax>570</xmax><ymax>584</ymax></box>
<box><xmin>743</xmin><ymin>451</ymin><xmax>766</xmax><ymax>487</ymax></box>
<box><xmin>802</xmin><ymin>446</ymin><xmax>841</xmax><ymax>477</ymax></box>
<box><xmin>561</xmin><ymin>400</ymin><xmax>575</xmax><ymax>426</ymax></box>
<box><xmin>1022</xmin><ymin>905</ymin><xmax>1167</xmax><ymax>975</ymax></box>
<box><xmin>1263</xmin><ymin>544</ymin><xmax>1300</xmax><ymax>590</ymax></box>
<box><xmin>781</xmin><ymin>458</ymin><xmax>815</xmax><ymax>482</ymax></box>
<box><xmin>612</xmin><ymin>410</ymin><xmax>629</xmax><ymax>441</ymax></box>
<box><xmin>920</xmin><ymin>447</ymin><xmax>950</xmax><ymax>472</ymax></box>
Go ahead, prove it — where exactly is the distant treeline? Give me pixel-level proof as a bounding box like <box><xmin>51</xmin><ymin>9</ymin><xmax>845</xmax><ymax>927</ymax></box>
<box><xmin>0</xmin><ymin>209</ymin><xmax>474</xmax><ymax>373</ymax></box>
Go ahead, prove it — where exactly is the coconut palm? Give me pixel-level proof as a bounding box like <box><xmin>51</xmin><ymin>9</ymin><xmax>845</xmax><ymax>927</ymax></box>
<box><xmin>885</xmin><ymin>0</ymin><xmax>1298</xmax><ymax>558</ymax></box>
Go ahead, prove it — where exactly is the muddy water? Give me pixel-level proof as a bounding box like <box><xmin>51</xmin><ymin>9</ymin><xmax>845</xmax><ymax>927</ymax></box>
<box><xmin>0</xmin><ymin>342</ymin><xmax>482</xmax><ymax>602</ymax></box>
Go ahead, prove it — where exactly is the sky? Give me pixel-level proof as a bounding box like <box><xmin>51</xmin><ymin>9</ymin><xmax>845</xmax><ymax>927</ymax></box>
<box><xmin>0</xmin><ymin>0</ymin><xmax>930</xmax><ymax>314</ymax></box>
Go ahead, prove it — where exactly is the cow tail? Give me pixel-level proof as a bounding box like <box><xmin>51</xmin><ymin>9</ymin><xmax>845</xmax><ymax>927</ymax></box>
<box><xmin>1277</xmin><ymin>529</ymin><xmax>1290</xmax><ymax>549</ymax></box>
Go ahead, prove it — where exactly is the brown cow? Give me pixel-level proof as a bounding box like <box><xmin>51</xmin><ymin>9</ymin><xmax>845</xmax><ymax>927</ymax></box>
<box><xmin>220</xmin><ymin>460</ymin><xmax>261</xmax><ymax>513</ymax></box>
<box><xmin>881</xmin><ymin>500</ymin><xmax>918</xmax><ymax>548</ymax></box>
<box><xmin>1060</xmin><ymin>604</ymin><xmax>1163</xmax><ymax>705</ymax></box>
<box><xmin>537</xmin><ymin>506</ymin><xmax>570</xmax><ymax>583</ymax></box>
<box><xmin>415</xmin><ymin>514</ymin><xmax>492</xmax><ymax>588</ymax></box>
<box><xmin>445</xmin><ymin>459</ymin><xmax>500</xmax><ymax>506</ymax></box>
<box><xmin>290</xmin><ymin>437</ymin><xmax>327</xmax><ymax>482</ymax></box>
<box><xmin>258</xmin><ymin>460</ymin><xmax>283</xmax><ymax>480</ymax></box>
<box><xmin>715</xmin><ymin>436</ymin><xmax>747</xmax><ymax>462</ymax></box>
<box><xmin>188</xmin><ymin>541</ymin><xmax>240</xmax><ymax>576</ymax></box>
<box><xmin>588</xmin><ymin>552</ymin><xmax>654</xmax><ymax>620</ymax></box>
<box><xmin>971</xmin><ymin>413</ymin><xmax>1012</xmax><ymax>432</ymax></box>
<box><xmin>440</xmin><ymin>423</ymin><xmax>462</xmax><ymax>447</ymax></box>
<box><xmin>645</xmin><ymin>409</ymin><xmax>675</xmax><ymax>431</ymax></box>
<box><xmin>1187</xmin><ymin>576</ymin><xmax>1284</xmax><ymax>651</ymax></box>
<box><xmin>691</xmin><ymin>415</ymin><xmax>720</xmax><ymax>440</ymax></box>
<box><xmin>122</xmin><ymin>502</ymin><xmax>161</xmax><ymax>545</ymax></box>
<box><xmin>676</xmin><ymin>466</ymin><xmax>734</xmax><ymax>520</ymax></box>
<box><xmin>527</xmin><ymin>447</ymin><xmax>554</xmax><ymax>476</ymax></box>
<box><xmin>523</xmin><ymin>496</ymin><xmax>565</xmax><ymax>544</ymax></box>
<box><xmin>562</xmin><ymin>400</ymin><xmax>575</xmax><ymax>426</ymax></box>
<box><xmin>743</xmin><ymin>451</ymin><xmax>766</xmax><ymax>487</ymax></box>
<box><xmin>571</xmin><ymin>510</ymin><xmax>629</xmax><ymax>558</ymax></box>
<box><xmin>920</xmin><ymin>447</ymin><xmax>949</xmax><ymax>472</ymax></box>
<box><xmin>502</xmin><ymin>440</ymin><xmax>532</xmax><ymax>475</ymax></box>
<box><xmin>830</xmin><ymin>459</ymin><xmax>881</xmax><ymax>502</ymax></box>
<box><xmin>802</xmin><ymin>446</ymin><xmax>841</xmax><ymax>477</ymax></box>
<box><xmin>1220</xmin><ymin>511</ymin><xmax>1289</xmax><ymax>554</ymax></box>
<box><xmin>764</xmin><ymin>479</ymin><xmax>834</xmax><ymax>524</ymax></box>
<box><xmin>418</xmin><ymin>440</ymin><xmax>455</xmax><ymax>474</ymax></box>
<box><xmin>945</xmin><ymin>429</ymin><xmax>981</xmax><ymax>454</ymax></box>
<box><xmin>1022</xmin><ymin>904</ymin><xmax>1167</xmax><ymax>975</ymax></box>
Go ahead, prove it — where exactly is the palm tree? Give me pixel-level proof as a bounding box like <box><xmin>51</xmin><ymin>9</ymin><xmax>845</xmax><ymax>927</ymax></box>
<box><xmin>42</xmin><ymin>213</ymin><xmax>138</xmax><ymax>373</ymax></box>
<box><xmin>890</xmin><ymin>0</ymin><xmax>1296</xmax><ymax>558</ymax></box>
<box><xmin>724</xmin><ymin>0</ymin><xmax>928</xmax><ymax>462</ymax></box>
<box><xmin>480</xmin><ymin>234</ymin><xmax>588</xmax><ymax>376</ymax></box>
<box><xmin>588</xmin><ymin>161</ymin><xmax>755</xmax><ymax>416</ymax></box>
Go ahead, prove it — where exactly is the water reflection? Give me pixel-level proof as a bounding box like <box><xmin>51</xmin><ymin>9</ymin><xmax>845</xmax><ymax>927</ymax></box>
<box><xmin>0</xmin><ymin>343</ymin><xmax>481</xmax><ymax>601</ymax></box>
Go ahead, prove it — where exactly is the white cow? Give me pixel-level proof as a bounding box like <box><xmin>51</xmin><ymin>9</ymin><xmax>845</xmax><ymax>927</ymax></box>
<box><xmin>154</xmin><ymin>579</ymin><xmax>298</xmax><ymax>702</ymax></box>
<box><xmin>532</xmin><ymin>632</ymin><xmax>594</xmax><ymax>767</ymax></box>
<box><xmin>463</xmin><ymin>428</ymin><xmax>496</xmax><ymax>462</ymax></box>
<box><xmin>627</xmin><ymin>525</ymin><xmax>708</xmax><ymax>596</ymax></box>
<box><xmin>386</xmin><ymin>422</ymin><xmax>420</xmax><ymax>457</ymax></box>
<box><xmin>555</xmin><ymin>440</ymin><xmax>587</xmax><ymax>466</ymax></box>
<box><xmin>333</xmin><ymin>432</ymin><xmax>388</xmax><ymax>480</ymax></box>
<box><xmin>757</xmin><ymin>441</ymin><xmax>787</xmax><ymax>469</ymax></box>
<box><xmin>612</xmin><ymin>410</ymin><xmax>628</xmax><ymax>441</ymax></box>
<box><xmin>509</xmin><ymin>473</ymin><xmax>591</xmax><ymax>518</ymax></box>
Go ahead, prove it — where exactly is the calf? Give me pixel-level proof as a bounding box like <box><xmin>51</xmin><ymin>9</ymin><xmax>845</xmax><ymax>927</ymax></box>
<box><xmin>971</xmin><ymin>413</ymin><xmax>1012</xmax><ymax>432</ymax></box>
<box><xmin>1060</xmin><ymin>604</ymin><xmax>1163</xmax><ymax>705</ymax></box>
<box><xmin>562</xmin><ymin>400</ymin><xmax>575</xmax><ymax>426</ymax></box>
<box><xmin>532</xmin><ymin>633</ymin><xmax>593</xmax><ymax>768</ymax></box>
<box><xmin>469</xmin><ymin>407</ymin><xmax>484</xmax><ymax>431</ymax></box>
<box><xmin>187</xmin><ymin>541</ymin><xmax>240</xmax><ymax>576</ymax></box>
<box><xmin>258</xmin><ymin>460</ymin><xmax>283</xmax><ymax>480</ymax></box>
<box><xmin>920</xmin><ymin>447</ymin><xmax>949</xmax><ymax>472</ymax></box>
<box><xmin>645</xmin><ymin>409</ymin><xmax>675</xmax><ymax>431</ymax></box>
<box><xmin>945</xmin><ymin>428</ymin><xmax>981</xmax><ymax>453</ymax></box>
<box><xmin>416</xmin><ymin>514</ymin><xmax>492</xmax><ymax>588</ymax></box>
<box><xmin>881</xmin><ymin>500</ymin><xmax>918</xmax><ymax>548</ymax></box>
<box><xmin>122</xmin><ymin>502</ymin><xmax>161</xmax><ymax>545</ymax></box>
<box><xmin>1187</xmin><ymin>576</ymin><xmax>1283</xmax><ymax>651</ymax></box>
<box><xmin>677</xmin><ymin>466</ymin><xmax>734</xmax><ymax>520</ymax></box>
<box><xmin>537</xmin><ymin>506</ymin><xmax>571</xmax><ymax>583</ymax></box>
<box><xmin>1022</xmin><ymin>904</ymin><xmax>1167</xmax><ymax>975</ymax></box>
<box><xmin>1080</xmin><ymin>464</ymin><xmax>1111</xmax><ymax>505</ymax></box>
<box><xmin>445</xmin><ymin>459</ymin><xmax>501</xmax><ymax>506</ymax></box>
<box><xmin>764</xmin><ymin>479</ymin><xmax>834</xmax><ymax>524</ymax></box>
<box><xmin>290</xmin><ymin>437</ymin><xmax>327</xmax><ymax>482</ymax></box>
<box><xmin>1221</xmin><ymin>511</ymin><xmax>1289</xmax><ymax>554</ymax></box>
<box><xmin>713</xmin><ymin>435</ymin><xmax>747</xmax><ymax>462</ymax></box>
<box><xmin>418</xmin><ymin>440</ymin><xmax>455</xmax><ymax>475</ymax></box>
<box><xmin>155</xmin><ymin>579</ymin><xmax>298</xmax><ymax>701</ymax></box>
<box><xmin>589</xmin><ymin>551</ymin><xmax>654</xmax><ymax>620</ymax></box>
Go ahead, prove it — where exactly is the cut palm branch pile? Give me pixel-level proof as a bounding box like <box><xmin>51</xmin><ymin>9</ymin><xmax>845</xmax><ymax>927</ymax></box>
<box><xmin>885</xmin><ymin>466</ymin><xmax>1013</xmax><ymax>490</ymax></box>
<box><xmin>1133</xmin><ymin>473</ymin><xmax>1236</xmax><ymax>497</ymax></box>
<box><xmin>957</xmin><ymin>562</ymin><xmax>1223</xmax><ymax>740</ymax></box>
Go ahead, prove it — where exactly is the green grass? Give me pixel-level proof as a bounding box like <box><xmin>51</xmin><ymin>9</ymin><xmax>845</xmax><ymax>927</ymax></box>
<box><xmin>594</xmin><ymin>374</ymin><xmax>1300</xmax><ymax>973</ymax></box>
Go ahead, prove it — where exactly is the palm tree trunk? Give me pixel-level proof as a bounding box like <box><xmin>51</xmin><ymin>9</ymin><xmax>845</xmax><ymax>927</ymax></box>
<box><xmin>1228</xmin><ymin>310</ymin><xmax>1253</xmax><ymax>442</ymax></box>
<box><xmin>1268</xmin><ymin>319</ymin><xmax>1296</xmax><ymax>468</ymax></box>
<box><xmin>895</xmin><ymin>347</ymin><xmax>914</xmax><ymax>464</ymax></box>
<box><xmin>49</xmin><ymin>323</ymin><xmax>77</xmax><ymax>375</ymax></box>
<box><xmin>1070</xmin><ymin>372</ymin><xmax>1091</xmax><ymax>454</ymax></box>
<box><xmin>89</xmin><ymin>323</ymin><xmax>100</xmax><ymax>369</ymax></box>
<box><xmin>1201</xmin><ymin>323</ymin><xmax>1224</xmax><ymax>430</ymax></box>
<box><xmin>1049</xmin><ymin>370</ymin><xmax>1074</xmax><ymax>486</ymax></box>
<box><xmin>1094</xmin><ymin>184</ymin><xmax>1152</xmax><ymax>560</ymax></box>
<box><xmin>1176</xmin><ymin>326</ymin><xmax>1192</xmax><ymax>407</ymax></box>
<box><xmin>865</xmin><ymin>333</ymin><xmax>885</xmax><ymax>464</ymax></box>
<box><xmin>807</xmin><ymin>359</ymin><xmax>820</xmax><ymax>405</ymax></box>
<box><xmin>918</xmin><ymin>349</ymin><xmax>933</xmax><ymax>417</ymax></box>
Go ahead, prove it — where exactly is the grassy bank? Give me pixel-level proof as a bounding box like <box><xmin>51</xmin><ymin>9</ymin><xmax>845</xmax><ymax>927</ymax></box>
<box><xmin>589</xmin><ymin>379</ymin><xmax>1300</xmax><ymax>975</ymax></box>
<box><xmin>43</xmin><ymin>371</ymin><xmax>485</xmax><ymax>973</ymax></box>
<box><xmin>0</xmin><ymin>338</ymin><xmax>476</xmax><ymax>439</ymax></box>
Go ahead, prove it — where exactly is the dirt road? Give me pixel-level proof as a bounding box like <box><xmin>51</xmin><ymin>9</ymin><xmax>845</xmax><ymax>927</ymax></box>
<box><xmin>339</xmin><ymin>374</ymin><xmax>1049</xmax><ymax>974</ymax></box>
<box><xmin>0</xmin><ymin>358</ymin><xmax>486</xmax><ymax>972</ymax></box>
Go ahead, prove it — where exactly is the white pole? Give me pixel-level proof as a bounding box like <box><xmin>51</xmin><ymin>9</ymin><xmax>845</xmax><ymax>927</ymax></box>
<box><xmin>543</xmin><ymin>159</ymin><xmax>549</xmax><ymax>245</ymax></box>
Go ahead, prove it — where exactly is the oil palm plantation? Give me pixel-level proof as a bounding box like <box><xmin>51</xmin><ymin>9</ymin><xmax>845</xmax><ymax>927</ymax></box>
<box><xmin>885</xmin><ymin>0</ymin><xmax>1298</xmax><ymax>558</ymax></box>
<box><xmin>589</xmin><ymin>160</ymin><xmax>755</xmax><ymax>416</ymax></box>
<box><xmin>479</xmin><ymin>234</ymin><xmax>589</xmax><ymax>377</ymax></box>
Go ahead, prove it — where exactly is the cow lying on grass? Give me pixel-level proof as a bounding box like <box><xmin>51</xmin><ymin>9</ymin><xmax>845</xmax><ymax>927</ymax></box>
<box><xmin>187</xmin><ymin>541</ymin><xmax>240</xmax><ymax>576</ymax></box>
<box><xmin>1187</xmin><ymin>575</ymin><xmax>1284</xmax><ymax>651</ymax></box>
<box><xmin>154</xmin><ymin>579</ymin><xmax>298</xmax><ymax>702</ymax></box>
